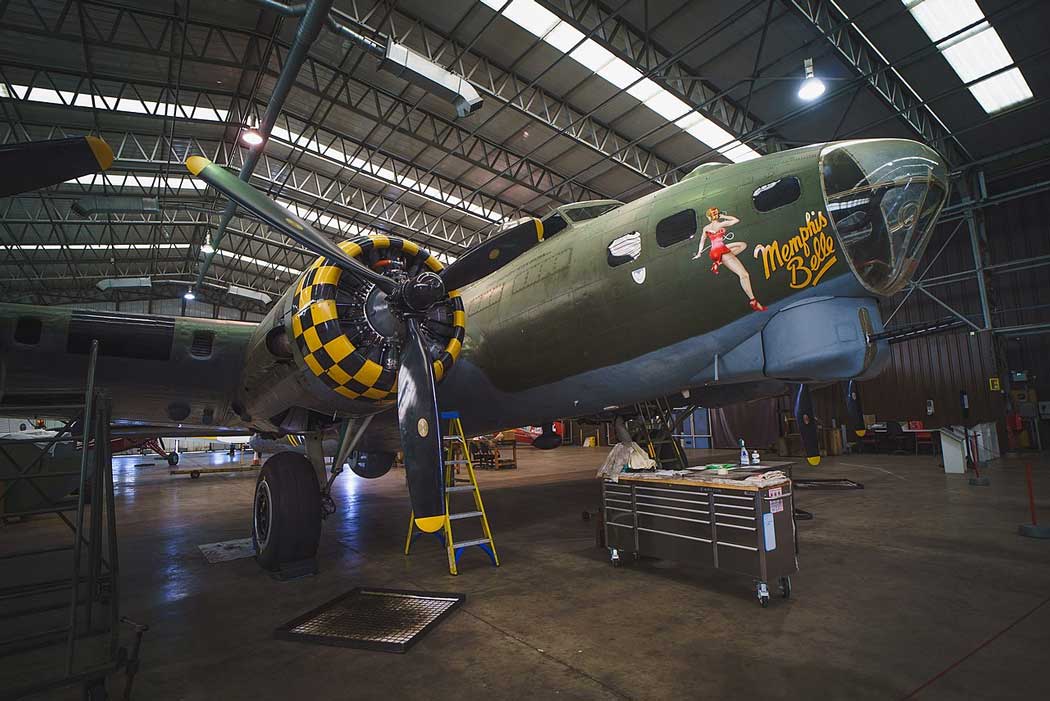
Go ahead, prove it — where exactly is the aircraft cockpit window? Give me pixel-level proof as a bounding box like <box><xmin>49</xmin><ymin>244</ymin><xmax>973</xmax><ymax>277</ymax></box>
<box><xmin>607</xmin><ymin>232</ymin><xmax>642</xmax><ymax>267</ymax></box>
<box><xmin>563</xmin><ymin>202</ymin><xmax>622</xmax><ymax>223</ymax></box>
<box><xmin>655</xmin><ymin>209</ymin><xmax>698</xmax><ymax>247</ymax></box>
<box><xmin>14</xmin><ymin>316</ymin><xmax>42</xmax><ymax>345</ymax></box>
<box><xmin>542</xmin><ymin>213</ymin><xmax>568</xmax><ymax>238</ymax></box>
<box><xmin>753</xmin><ymin>177</ymin><xmax>801</xmax><ymax>212</ymax></box>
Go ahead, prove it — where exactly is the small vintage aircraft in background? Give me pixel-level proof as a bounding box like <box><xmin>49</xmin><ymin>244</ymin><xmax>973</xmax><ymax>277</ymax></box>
<box><xmin>0</xmin><ymin>136</ymin><xmax>949</xmax><ymax>571</ymax></box>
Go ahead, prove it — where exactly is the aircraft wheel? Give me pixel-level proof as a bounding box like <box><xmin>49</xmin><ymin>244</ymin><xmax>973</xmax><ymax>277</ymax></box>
<box><xmin>252</xmin><ymin>452</ymin><xmax>321</xmax><ymax>571</ymax></box>
<box><xmin>166</xmin><ymin>452</ymin><xmax>179</xmax><ymax>466</ymax></box>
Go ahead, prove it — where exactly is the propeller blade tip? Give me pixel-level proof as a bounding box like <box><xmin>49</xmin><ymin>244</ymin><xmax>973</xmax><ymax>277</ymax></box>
<box><xmin>806</xmin><ymin>456</ymin><xmax>821</xmax><ymax>466</ymax></box>
<box><xmin>185</xmin><ymin>155</ymin><xmax>211</xmax><ymax>176</ymax></box>
<box><xmin>414</xmin><ymin>515</ymin><xmax>445</xmax><ymax>533</ymax></box>
<box><xmin>855</xmin><ymin>430</ymin><xmax>867</xmax><ymax>437</ymax></box>
<box><xmin>84</xmin><ymin>136</ymin><xmax>114</xmax><ymax>171</ymax></box>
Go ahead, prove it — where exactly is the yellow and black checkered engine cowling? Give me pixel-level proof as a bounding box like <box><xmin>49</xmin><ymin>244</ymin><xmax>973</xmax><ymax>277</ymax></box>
<box><xmin>289</xmin><ymin>235</ymin><xmax>466</xmax><ymax>403</ymax></box>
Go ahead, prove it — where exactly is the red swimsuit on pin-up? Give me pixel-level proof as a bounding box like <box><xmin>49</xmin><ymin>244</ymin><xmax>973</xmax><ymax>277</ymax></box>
<box><xmin>707</xmin><ymin>228</ymin><xmax>729</xmax><ymax>273</ymax></box>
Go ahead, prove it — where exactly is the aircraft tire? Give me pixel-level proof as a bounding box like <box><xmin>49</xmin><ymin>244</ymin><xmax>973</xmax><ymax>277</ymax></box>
<box><xmin>252</xmin><ymin>452</ymin><xmax>321</xmax><ymax>571</ymax></box>
<box><xmin>166</xmin><ymin>452</ymin><xmax>179</xmax><ymax>466</ymax></box>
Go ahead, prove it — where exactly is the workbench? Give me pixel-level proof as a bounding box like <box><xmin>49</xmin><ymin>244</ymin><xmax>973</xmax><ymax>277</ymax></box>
<box><xmin>602</xmin><ymin>463</ymin><xmax>798</xmax><ymax>606</ymax></box>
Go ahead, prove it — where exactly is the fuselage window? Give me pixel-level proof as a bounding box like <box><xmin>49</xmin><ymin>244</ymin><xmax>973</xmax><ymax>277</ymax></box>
<box><xmin>607</xmin><ymin>232</ymin><xmax>642</xmax><ymax>267</ymax></box>
<box><xmin>190</xmin><ymin>330</ymin><xmax>215</xmax><ymax>359</ymax></box>
<box><xmin>543</xmin><ymin>213</ymin><xmax>568</xmax><ymax>238</ymax></box>
<box><xmin>14</xmin><ymin>316</ymin><xmax>42</xmax><ymax>345</ymax></box>
<box><xmin>655</xmin><ymin>209</ymin><xmax>698</xmax><ymax>247</ymax></box>
<box><xmin>753</xmin><ymin>176</ymin><xmax>801</xmax><ymax>212</ymax></box>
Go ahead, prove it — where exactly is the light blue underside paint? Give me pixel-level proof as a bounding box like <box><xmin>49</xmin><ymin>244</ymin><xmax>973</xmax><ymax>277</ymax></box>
<box><xmin>439</xmin><ymin>272</ymin><xmax>886</xmax><ymax>436</ymax></box>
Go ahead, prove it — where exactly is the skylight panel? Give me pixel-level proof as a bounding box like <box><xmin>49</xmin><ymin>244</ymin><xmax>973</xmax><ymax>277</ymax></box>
<box><xmin>502</xmin><ymin>0</ymin><xmax>559</xmax><ymax>36</ymax></box>
<box><xmin>903</xmin><ymin>0</ymin><xmax>1033</xmax><ymax>113</ymax></box>
<box><xmin>27</xmin><ymin>87</ymin><xmax>65</xmax><ymax>105</ymax></box>
<box><xmin>601</xmin><ymin>56</ymin><xmax>644</xmax><ymax>91</ymax></box>
<box><xmin>939</xmin><ymin>25</ymin><xmax>1011</xmax><ymax>83</ymax></box>
<box><xmin>722</xmin><ymin>142</ymin><xmax>761</xmax><ymax>163</ymax></box>
<box><xmin>545</xmin><ymin>21</ymin><xmax>584</xmax><ymax>54</ymax></box>
<box><xmin>969</xmin><ymin>67</ymin><xmax>1033</xmax><ymax>113</ymax></box>
<box><xmin>625</xmin><ymin>78</ymin><xmax>662</xmax><ymax>103</ymax></box>
<box><xmin>481</xmin><ymin>0</ymin><xmax>760</xmax><ymax>163</ymax></box>
<box><xmin>904</xmin><ymin>0</ymin><xmax>984</xmax><ymax>42</ymax></box>
<box><xmin>646</xmin><ymin>92</ymin><xmax>691</xmax><ymax>122</ymax></box>
<box><xmin>674</xmin><ymin>113</ymin><xmax>706</xmax><ymax>130</ymax></box>
<box><xmin>685</xmin><ymin>121</ymin><xmax>734</xmax><ymax>150</ymax></box>
<box><xmin>215</xmin><ymin>249</ymin><xmax>301</xmax><ymax>276</ymax></box>
<box><xmin>569</xmin><ymin>40</ymin><xmax>614</xmax><ymax>73</ymax></box>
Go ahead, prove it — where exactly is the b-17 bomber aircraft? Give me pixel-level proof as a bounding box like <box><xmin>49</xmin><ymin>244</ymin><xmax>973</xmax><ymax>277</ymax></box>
<box><xmin>0</xmin><ymin>137</ymin><xmax>948</xmax><ymax>572</ymax></box>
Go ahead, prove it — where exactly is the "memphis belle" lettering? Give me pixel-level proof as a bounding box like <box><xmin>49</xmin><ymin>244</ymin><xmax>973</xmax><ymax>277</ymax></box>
<box><xmin>757</xmin><ymin>211</ymin><xmax>838</xmax><ymax>289</ymax></box>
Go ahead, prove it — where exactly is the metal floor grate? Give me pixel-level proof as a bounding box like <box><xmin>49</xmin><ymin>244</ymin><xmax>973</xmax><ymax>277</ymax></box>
<box><xmin>275</xmin><ymin>587</ymin><xmax>465</xmax><ymax>653</ymax></box>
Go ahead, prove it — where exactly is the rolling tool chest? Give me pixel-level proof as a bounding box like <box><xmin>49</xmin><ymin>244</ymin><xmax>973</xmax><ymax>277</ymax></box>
<box><xmin>602</xmin><ymin>469</ymin><xmax>797</xmax><ymax>606</ymax></box>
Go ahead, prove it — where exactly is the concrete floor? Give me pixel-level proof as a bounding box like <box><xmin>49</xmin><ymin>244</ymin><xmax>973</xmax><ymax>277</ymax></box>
<box><xmin>4</xmin><ymin>446</ymin><xmax>1050</xmax><ymax>699</ymax></box>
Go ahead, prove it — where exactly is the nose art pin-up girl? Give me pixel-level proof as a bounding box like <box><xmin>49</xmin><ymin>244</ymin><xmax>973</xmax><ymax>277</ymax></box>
<box><xmin>693</xmin><ymin>207</ymin><xmax>766</xmax><ymax>312</ymax></box>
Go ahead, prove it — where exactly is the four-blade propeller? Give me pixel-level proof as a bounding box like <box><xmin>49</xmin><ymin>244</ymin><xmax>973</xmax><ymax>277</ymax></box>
<box><xmin>793</xmin><ymin>384</ymin><xmax>821</xmax><ymax>466</ymax></box>
<box><xmin>186</xmin><ymin>157</ymin><xmax>538</xmax><ymax>532</ymax></box>
<box><xmin>844</xmin><ymin>379</ymin><xmax>867</xmax><ymax>438</ymax></box>
<box><xmin>0</xmin><ymin>136</ymin><xmax>114</xmax><ymax>198</ymax></box>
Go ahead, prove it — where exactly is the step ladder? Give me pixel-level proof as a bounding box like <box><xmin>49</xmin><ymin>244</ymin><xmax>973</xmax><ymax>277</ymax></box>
<box><xmin>635</xmin><ymin>398</ymin><xmax>689</xmax><ymax>470</ymax></box>
<box><xmin>404</xmin><ymin>411</ymin><xmax>499</xmax><ymax>575</ymax></box>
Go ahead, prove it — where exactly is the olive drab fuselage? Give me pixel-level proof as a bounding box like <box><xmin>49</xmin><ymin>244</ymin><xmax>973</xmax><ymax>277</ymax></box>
<box><xmin>0</xmin><ymin>139</ymin><xmax>950</xmax><ymax>443</ymax></box>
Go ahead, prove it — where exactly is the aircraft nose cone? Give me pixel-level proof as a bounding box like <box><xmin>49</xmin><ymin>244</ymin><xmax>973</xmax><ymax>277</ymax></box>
<box><xmin>820</xmin><ymin>139</ymin><xmax>949</xmax><ymax>296</ymax></box>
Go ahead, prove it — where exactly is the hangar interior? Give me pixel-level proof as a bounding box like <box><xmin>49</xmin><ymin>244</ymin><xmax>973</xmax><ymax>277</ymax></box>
<box><xmin>1</xmin><ymin>0</ymin><xmax>1049</xmax><ymax>698</ymax></box>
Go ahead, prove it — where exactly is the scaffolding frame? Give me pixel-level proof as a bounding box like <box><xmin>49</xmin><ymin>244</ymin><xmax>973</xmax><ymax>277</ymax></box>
<box><xmin>0</xmin><ymin>341</ymin><xmax>135</xmax><ymax>699</ymax></box>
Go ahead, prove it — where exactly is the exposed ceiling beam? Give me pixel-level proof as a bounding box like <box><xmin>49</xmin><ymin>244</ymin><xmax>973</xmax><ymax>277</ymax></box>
<box><xmin>338</xmin><ymin>2</ymin><xmax>686</xmax><ymax>186</ymax></box>
<box><xmin>779</xmin><ymin>0</ymin><xmax>971</xmax><ymax>164</ymax></box>
<box><xmin>0</xmin><ymin>1</ymin><xmax>608</xmax><ymax>207</ymax></box>
<box><xmin>0</xmin><ymin>121</ymin><xmax>483</xmax><ymax>251</ymax></box>
<box><xmin>541</xmin><ymin>0</ymin><xmax>788</xmax><ymax>154</ymax></box>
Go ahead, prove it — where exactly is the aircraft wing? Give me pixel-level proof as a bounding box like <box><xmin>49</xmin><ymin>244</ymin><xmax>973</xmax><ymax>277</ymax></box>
<box><xmin>0</xmin><ymin>303</ymin><xmax>255</xmax><ymax>432</ymax></box>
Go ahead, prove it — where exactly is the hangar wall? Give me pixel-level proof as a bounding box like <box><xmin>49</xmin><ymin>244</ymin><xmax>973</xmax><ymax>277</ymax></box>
<box><xmin>812</xmin><ymin>184</ymin><xmax>1050</xmax><ymax>438</ymax></box>
<box><xmin>991</xmin><ymin>180</ymin><xmax>1050</xmax><ymax>409</ymax></box>
<box><xmin>857</xmin><ymin>215</ymin><xmax>1002</xmax><ymax>428</ymax></box>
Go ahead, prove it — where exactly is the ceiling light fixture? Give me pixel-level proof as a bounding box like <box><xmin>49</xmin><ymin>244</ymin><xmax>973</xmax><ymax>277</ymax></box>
<box><xmin>241</xmin><ymin>114</ymin><xmax>264</xmax><ymax>147</ymax></box>
<box><xmin>183</xmin><ymin>287</ymin><xmax>196</xmax><ymax>301</ymax></box>
<box><xmin>201</xmin><ymin>233</ymin><xmax>215</xmax><ymax>255</ymax></box>
<box><xmin>798</xmin><ymin>58</ymin><xmax>826</xmax><ymax>101</ymax></box>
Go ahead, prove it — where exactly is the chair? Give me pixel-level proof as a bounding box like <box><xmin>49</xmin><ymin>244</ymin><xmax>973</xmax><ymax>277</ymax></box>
<box><xmin>909</xmin><ymin>420</ymin><xmax>936</xmax><ymax>454</ymax></box>
<box><xmin>859</xmin><ymin>414</ymin><xmax>881</xmax><ymax>453</ymax></box>
<box><xmin>885</xmin><ymin>421</ymin><xmax>908</xmax><ymax>454</ymax></box>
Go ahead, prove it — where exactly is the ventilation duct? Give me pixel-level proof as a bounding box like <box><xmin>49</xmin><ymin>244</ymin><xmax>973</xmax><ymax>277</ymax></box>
<box><xmin>72</xmin><ymin>196</ymin><xmax>160</xmax><ymax>216</ymax></box>
<box><xmin>96</xmin><ymin>277</ymin><xmax>152</xmax><ymax>291</ymax></box>
<box><xmin>227</xmin><ymin>285</ymin><xmax>272</xmax><ymax>305</ymax></box>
